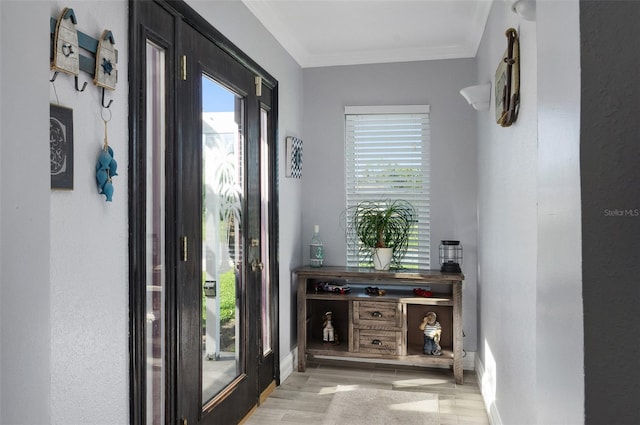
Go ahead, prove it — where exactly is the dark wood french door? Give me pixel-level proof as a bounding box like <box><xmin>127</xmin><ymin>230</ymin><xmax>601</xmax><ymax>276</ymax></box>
<box><xmin>129</xmin><ymin>1</ymin><xmax>278</xmax><ymax>424</ymax></box>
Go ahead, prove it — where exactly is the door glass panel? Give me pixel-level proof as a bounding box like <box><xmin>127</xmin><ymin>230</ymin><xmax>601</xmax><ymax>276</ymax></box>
<box><xmin>260</xmin><ymin>107</ymin><xmax>272</xmax><ymax>356</ymax></box>
<box><xmin>201</xmin><ymin>75</ymin><xmax>244</xmax><ymax>404</ymax></box>
<box><xmin>145</xmin><ymin>40</ymin><xmax>166</xmax><ymax>425</ymax></box>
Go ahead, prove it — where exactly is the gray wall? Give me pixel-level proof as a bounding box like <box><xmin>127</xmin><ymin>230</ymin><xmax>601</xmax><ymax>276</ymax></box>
<box><xmin>302</xmin><ymin>59</ymin><xmax>479</xmax><ymax>351</ymax></box>
<box><xmin>580</xmin><ymin>2</ymin><xmax>640</xmax><ymax>424</ymax></box>
<box><xmin>1</xmin><ymin>2</ymin><xmax>52</xmax><ymax>423</ymax></box>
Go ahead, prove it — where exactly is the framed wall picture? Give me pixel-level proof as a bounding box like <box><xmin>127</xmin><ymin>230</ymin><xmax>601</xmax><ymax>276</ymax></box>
<box><xmin>285</xmin><ymin>136</ymin><xmax>303</xmax><ymax>178</ymax></box>
<box><xmin>50</xmin><ymin>104</ymin><xmax>74</xmax><ymax>189</ymax></box>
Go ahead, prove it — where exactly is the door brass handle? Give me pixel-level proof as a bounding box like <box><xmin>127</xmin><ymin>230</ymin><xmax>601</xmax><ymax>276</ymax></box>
<box><xmin>251</xmin><ymin>259</ymin><xmax>264</xmax><ymax>272</ymax></box>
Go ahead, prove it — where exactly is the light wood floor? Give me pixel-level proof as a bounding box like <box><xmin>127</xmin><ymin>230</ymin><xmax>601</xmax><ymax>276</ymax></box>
<box><xmin>244</xmin><ymin>359</ymin><xmax>490</xmax><ymax>425</ymax></box>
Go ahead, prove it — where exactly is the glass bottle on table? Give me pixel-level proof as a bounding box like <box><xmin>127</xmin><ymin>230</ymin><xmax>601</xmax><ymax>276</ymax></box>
<box><xmin>309</xmin><ymin>225</ymin><xmax>324</xmax><ymax>267</ymax></box>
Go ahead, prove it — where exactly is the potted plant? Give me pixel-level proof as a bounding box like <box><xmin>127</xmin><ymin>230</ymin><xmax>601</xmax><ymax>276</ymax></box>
<box><xmin>345</xmin><ymin>200</ymin><xmax>416</xmax><ymax>270</ymax></box>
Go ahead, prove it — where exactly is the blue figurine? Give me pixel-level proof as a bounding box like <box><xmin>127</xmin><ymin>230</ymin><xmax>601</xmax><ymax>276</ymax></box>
<box><xmin>96</xmin><ymin>145</ymin><xmax>117</xmax><ymax>201</ymax></box>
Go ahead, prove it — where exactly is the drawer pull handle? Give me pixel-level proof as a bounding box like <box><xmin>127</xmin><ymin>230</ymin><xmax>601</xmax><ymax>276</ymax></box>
<box><xmin>371</xmin><ymin>311</ymin><xmax>383</xmax><ymax>318</ymax></box>
<box><xmin>372</xmin><ymin>339</ymin><xmax>382</xmax><ymax>346</ymax></box>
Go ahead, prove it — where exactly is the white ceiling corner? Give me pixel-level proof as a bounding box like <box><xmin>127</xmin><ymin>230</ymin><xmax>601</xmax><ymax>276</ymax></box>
<box><xmin>241</xmin><ymin>0</ymin><xmax>493</xmax><ymax>68</ymax></box>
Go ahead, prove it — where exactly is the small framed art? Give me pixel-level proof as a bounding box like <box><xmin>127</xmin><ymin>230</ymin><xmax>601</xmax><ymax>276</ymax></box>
<box><xmin>285</xmin><ymin>136</ymin><xmax>303</xmax><ymax>178</ymax></box>
<box><xmin>50</xmin><ymin>104</ymin><xmax>74</xmax><ymax>189</ymax></box>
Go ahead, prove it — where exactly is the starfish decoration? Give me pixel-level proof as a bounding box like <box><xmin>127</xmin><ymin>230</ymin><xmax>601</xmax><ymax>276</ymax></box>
<box><xmin>101</xmin><ymin>58</ymin><xmax>114</xmax><ymax>75</ymax></box>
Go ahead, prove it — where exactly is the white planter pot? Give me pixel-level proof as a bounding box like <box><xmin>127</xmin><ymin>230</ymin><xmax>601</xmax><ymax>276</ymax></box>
<box><xmin>372</xmin><ymin>247</ymin><xmax>393</xmax><ymax>270</ymax></box>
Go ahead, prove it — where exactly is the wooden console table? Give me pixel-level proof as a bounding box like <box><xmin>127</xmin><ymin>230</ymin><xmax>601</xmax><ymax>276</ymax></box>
<box><xmin>295</xmin><ymin>266</ymin><xmax>465</xmax><ymax>384</ymax></box>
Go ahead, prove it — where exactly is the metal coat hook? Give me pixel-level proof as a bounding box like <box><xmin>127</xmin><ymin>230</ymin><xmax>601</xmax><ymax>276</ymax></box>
<box><xmin>75</xmin><ymin>75</ymin><xmax>88</xmax><ymax>92</ymax></box>
<box><xmin>49</xmin><ymin>72</ymin><xmax>86</xmax><ymax>91</ymax></box>
<box><xmin>101</xmin><ymin>88</ymin><xmax>113</xmax><ymax>108</ymax></box>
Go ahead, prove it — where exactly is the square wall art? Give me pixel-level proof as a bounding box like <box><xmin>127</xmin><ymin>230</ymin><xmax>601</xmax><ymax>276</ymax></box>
<box><xmin>50</xmin><ymin>104</ymin><xmax>74</xmax><ymax>189</ymax></box>
<box><xmin>285</xmin><ymin>136</ymin><xmax>303</xmax><ymax>178</ymax></box>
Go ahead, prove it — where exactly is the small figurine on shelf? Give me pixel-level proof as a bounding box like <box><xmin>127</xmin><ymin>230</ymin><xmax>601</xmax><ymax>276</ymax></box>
<box><xmin>419</xmin><ymin>311</ymin><xmax>442</xmax><ymax>356</ymax></box>
<box><xmin>322</xmin><ymin>311</ymin><xmax>338</xmax><ymax>344</ymax></box>
<box><xmin>365</xmin><ymin>286</ymin><xmax>386</xmax><ymax>296</ymax></box>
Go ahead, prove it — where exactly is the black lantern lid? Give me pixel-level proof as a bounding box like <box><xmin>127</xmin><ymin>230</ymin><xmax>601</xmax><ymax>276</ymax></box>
<box><xmin>441</xmin><ymin>240</ymin><xmax>460</xmax><ymax>245</ymax></box>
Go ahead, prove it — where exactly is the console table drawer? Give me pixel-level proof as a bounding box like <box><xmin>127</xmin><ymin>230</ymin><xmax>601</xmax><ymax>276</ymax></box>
<box><xmin>353</xmin><ymin>301</ymin><xmax>403</xmax><ymax>328</ymax></box>
<box><xmin>354</xmin><ymin>329</ymin><xmax>403</xmax><ymax>355</ymax></box>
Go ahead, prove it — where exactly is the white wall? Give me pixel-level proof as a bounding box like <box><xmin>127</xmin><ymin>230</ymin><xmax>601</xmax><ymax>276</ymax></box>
<box><xmin>475</xmin><ymin>1</ymin><xmax>583</xmax><ymax>424</ymax></box>
<box><xmin>302</xmin><ymin>59</ymin><xmax>479</xmax><ymax>352</ymax></box>
<box><xmin>475</xmin><ymin>2</ymin><xmax>538</xmax><ymax>422</ymax></box>
<box><xmin>47</xmin><ymin>1</ymin><xmax>129</xmax><ymax>424</ymax></box>
<box><xmin>185</xmin><ymin>0</ymin><xmax>304</xmax><ymax>376</ymax></box>
<box><xmin>1</xmin><ymin>2</ymin><xmax>52</xmax><ymax>423</ymax></box>
<box><xmin>536</xmin><ymin>1</ymin><xmax>583</xmax><ymax>424</ymax></box>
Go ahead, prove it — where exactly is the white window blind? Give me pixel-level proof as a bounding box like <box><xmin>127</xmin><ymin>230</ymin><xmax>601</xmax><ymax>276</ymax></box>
<box><xmin>345</xmin><ymin>105</ymin><xmax>430</xmax><ymax>269</ymax></box>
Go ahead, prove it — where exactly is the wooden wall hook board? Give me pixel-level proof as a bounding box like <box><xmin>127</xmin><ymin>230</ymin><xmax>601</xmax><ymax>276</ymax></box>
<box><xmin>94</xmin><ymin>30</ymin><xmax>118</xmax><ymax>92</ymax></box>
<box><xmin>51</xmin><ymin>8</ymin><xmax>80</xmax><ymax>78</ymax></box>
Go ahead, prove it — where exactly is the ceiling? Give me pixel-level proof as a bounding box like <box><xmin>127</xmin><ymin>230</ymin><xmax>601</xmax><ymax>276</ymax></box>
<box><xmin>241</xmin><ymin>0</ymin><xmax>493</xmax><ymax>68</ymax></box>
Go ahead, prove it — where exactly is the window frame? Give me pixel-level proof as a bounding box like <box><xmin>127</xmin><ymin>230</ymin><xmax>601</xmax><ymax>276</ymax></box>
<box><xmin>344</xmin><ymin>105</ymin><xmax>431</xmax><ymax>269</ymax></box>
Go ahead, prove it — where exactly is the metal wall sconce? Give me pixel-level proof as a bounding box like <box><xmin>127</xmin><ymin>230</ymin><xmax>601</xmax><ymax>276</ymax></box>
<box><xmin>460</xmin><ymin>83</ymin><xmax>491</xmax><ymax>111</ymax></box>
<box><xmin>512</xmin><ymin>0</ymin><xmax>536</xmax><ymax>21</ymax></box>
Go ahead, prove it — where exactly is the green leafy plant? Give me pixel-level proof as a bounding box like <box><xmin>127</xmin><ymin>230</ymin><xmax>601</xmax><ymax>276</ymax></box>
<box><xmin>218</xmin><ymin>270</ymin><xmax>236</xmax><ymax>324</ymax></box>
<box><xmin>202</xmin><ymin>269</ymin><xmax>236</xmax><ymax>325</ymax></box>
<box><xmin>345</xmin><ymin>199</ymin><xmax>416</xmax><ymax>268</ymax></box>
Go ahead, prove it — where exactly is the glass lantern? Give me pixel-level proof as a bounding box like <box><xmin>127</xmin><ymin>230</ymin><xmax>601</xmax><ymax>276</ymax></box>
<box><xmin>439</xmin><ymin>240</ymin><xmax>462</xmax><ymax>273</ymax></box>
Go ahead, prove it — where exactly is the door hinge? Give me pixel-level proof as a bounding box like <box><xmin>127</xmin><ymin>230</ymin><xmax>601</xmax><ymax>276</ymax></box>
<box><xmin>180</xmin><ymin>55</ymin><xmax>187</xmax><ymax>81</ymax></box>
<box><xmin>181</xmin><ymin>236</ymin><xmax>188</xmax><ymax>262</ymax></box>
<box><xmin>255</xmin><ymin>76</ymin><xmax>262</xmax><ymax>96</ymax></box>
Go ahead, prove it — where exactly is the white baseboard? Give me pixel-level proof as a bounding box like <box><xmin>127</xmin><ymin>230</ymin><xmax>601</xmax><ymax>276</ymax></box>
<box><xmin>279</xmin><ymin>349</ymin><xmax>296</xmax><ymax>383</ymax></box>
<box><xmin>463</xmin><ymin>350</ymin><xmax>475</xmax><ymax>370</ymax></box>
<box><xmin>475</xmin><ymin>355</ymin><xmax>503</xmax><ymax>425</ymax></box>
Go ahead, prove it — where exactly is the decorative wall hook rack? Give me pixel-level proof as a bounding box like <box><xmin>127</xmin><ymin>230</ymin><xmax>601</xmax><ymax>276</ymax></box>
<box><xmin>50</xmin><ymin>7</ymin><xmax>117</xmax><ymax>104</ymax></box>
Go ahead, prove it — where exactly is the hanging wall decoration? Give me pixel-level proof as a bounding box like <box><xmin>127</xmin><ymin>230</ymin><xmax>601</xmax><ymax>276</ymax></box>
<box><xmin>95</xmin><ymin>109</ymin><xmax>118</xmax><ymax>201</ymax></box>
<box><xmin>495</xmin><ymin>28</ymin><xmax>520</xmax><ymax>127</ymax></box>
<box><xmin>49</xmin><ymin>9</ymin><xmax>118</xmax><ymax>102</ymax></box>
<box><xmin>49</xmin><ymin>8</ymin><xmax>120</xmax><ymax>199</ymax></box>
<box><xmin>50</xmin><ymin>104</ymin><xmax>74</xmax><ymax>190</ymax></box>
<box><xmin>285</xmin><ymin>136</ymin><xmax>303</xmax><ymax>178</ymax></box>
